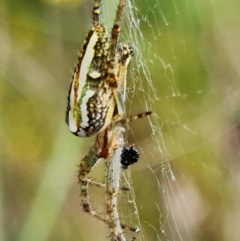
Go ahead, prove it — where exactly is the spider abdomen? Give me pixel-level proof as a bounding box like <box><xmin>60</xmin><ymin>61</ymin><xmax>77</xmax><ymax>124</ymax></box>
<box><xmin>66</xmin><ymin>25</ymin><xmax>116</xmax><ymax>137</ymax></box>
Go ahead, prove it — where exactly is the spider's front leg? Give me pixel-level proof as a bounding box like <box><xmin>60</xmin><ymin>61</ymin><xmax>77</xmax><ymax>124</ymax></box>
<box><xmin>108</xmin><ymin>43</ymin><xmax>134</xmax><ymax>124</ymax></box>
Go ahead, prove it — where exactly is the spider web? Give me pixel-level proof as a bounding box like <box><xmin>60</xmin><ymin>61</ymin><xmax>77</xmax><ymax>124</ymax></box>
<box><xmin>1</xmin><ymin>0</ymin><xmax>240</xmax><ymax>241</ymax></box>
<box><xmin>104</xmin><ymin>0</ymin><xmax>240</xmax><ymax>241</ymax></box>
<box><xmin>103</xmin><ymin>2</ymin><xmax>177</xmax><ymax>240</ymax></box>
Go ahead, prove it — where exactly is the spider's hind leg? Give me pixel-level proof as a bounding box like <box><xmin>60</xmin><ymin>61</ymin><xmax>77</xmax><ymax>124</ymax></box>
<box><xmin>78</xmin><ymin>134</ymin><xmax>139</xmax><ymax>232</ymax></box>
<box><xmin>78</xmin><ymin>145</ymin><xmax>111</xmax><ymax>223</ymax></box>
<box><xmin>78</xmin><ymin>145</ymin><xmax>99</xmax><ymax>212</ymax></box>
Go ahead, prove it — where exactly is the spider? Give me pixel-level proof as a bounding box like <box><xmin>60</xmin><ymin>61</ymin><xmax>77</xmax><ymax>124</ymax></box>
<box><xmin>65</xmin><ymin>0</ymin><xmax>151</xmax><ymax>239</ymax></box>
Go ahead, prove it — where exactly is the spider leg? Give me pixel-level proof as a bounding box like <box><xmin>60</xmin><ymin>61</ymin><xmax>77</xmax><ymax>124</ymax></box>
<box><xmin>88</xmin><ymin>179</ymin><xmax>130</xmax><ymax>191</ymax></box>
<box><xmin>87</xmin><ymin>179</ymin><xmax>106</xmax><ymax>188</ymax></box>
<box><xmin>114</xmin><ymin>41</ymin><xmax>151</xmax><ymax>123</ymax></box>
<box><xmin>78</xmin><ymin>130</ymin><xmax>138</xmax><ymax>233</ymax></box>
<box><xmin>92</xmin><ymin>0</ymin><xmax>101</xmax><ymax>26</ymax></box>
<box><xmin>124</xmin><ymin>111</ymin><xmax>152</xmax><ymax>123</ymax></box>
<box><xmin>78</xmin><ymin>146</ymin><xmax>112</xmax><ymax>223</ymax></box>
<box><xmin>110</xmin><ymin>0</ymin><xmax>126</xmax><ymax>58</ymax></box>
<box><xmin>111</xmin><ymin>44</ymin><xmax>134</xmax><ymax>123</ymax></box>
<box><xmin>117</xmin><ymin>44</ymin><xmax>134</xmax><ymax>97</ymax></box>
<box><xmin>104</xmin><ymin>125</ymin><xmax>140</xmax><ymax>240</ymax></box>
<box><xmin>78</xmin><ymin>145</ymin><xmax>99</xmax><ymax>212</ymax></box>
<box><xmin>113</xmin><ymin>89</ymin><xmax>125</xmax><ymax>118</ymax></box>
<box><xmin>107</xmin><ymin>0</ymin><xmax>127</xmax><ymax>89</ymax></box>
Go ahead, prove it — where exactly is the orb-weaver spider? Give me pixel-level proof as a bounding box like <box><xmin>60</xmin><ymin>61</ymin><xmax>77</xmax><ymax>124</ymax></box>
<box><xmin>65</xmin><ymin>0</ymin><xmax>151</xmax><ymax>239</ymax></box>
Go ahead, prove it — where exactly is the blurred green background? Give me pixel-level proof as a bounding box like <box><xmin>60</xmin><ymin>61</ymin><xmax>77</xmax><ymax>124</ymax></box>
<box><xmin>1</xmin><ymin>0</ymin><xmax>240</xmax><ymax>240</ymax></box>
